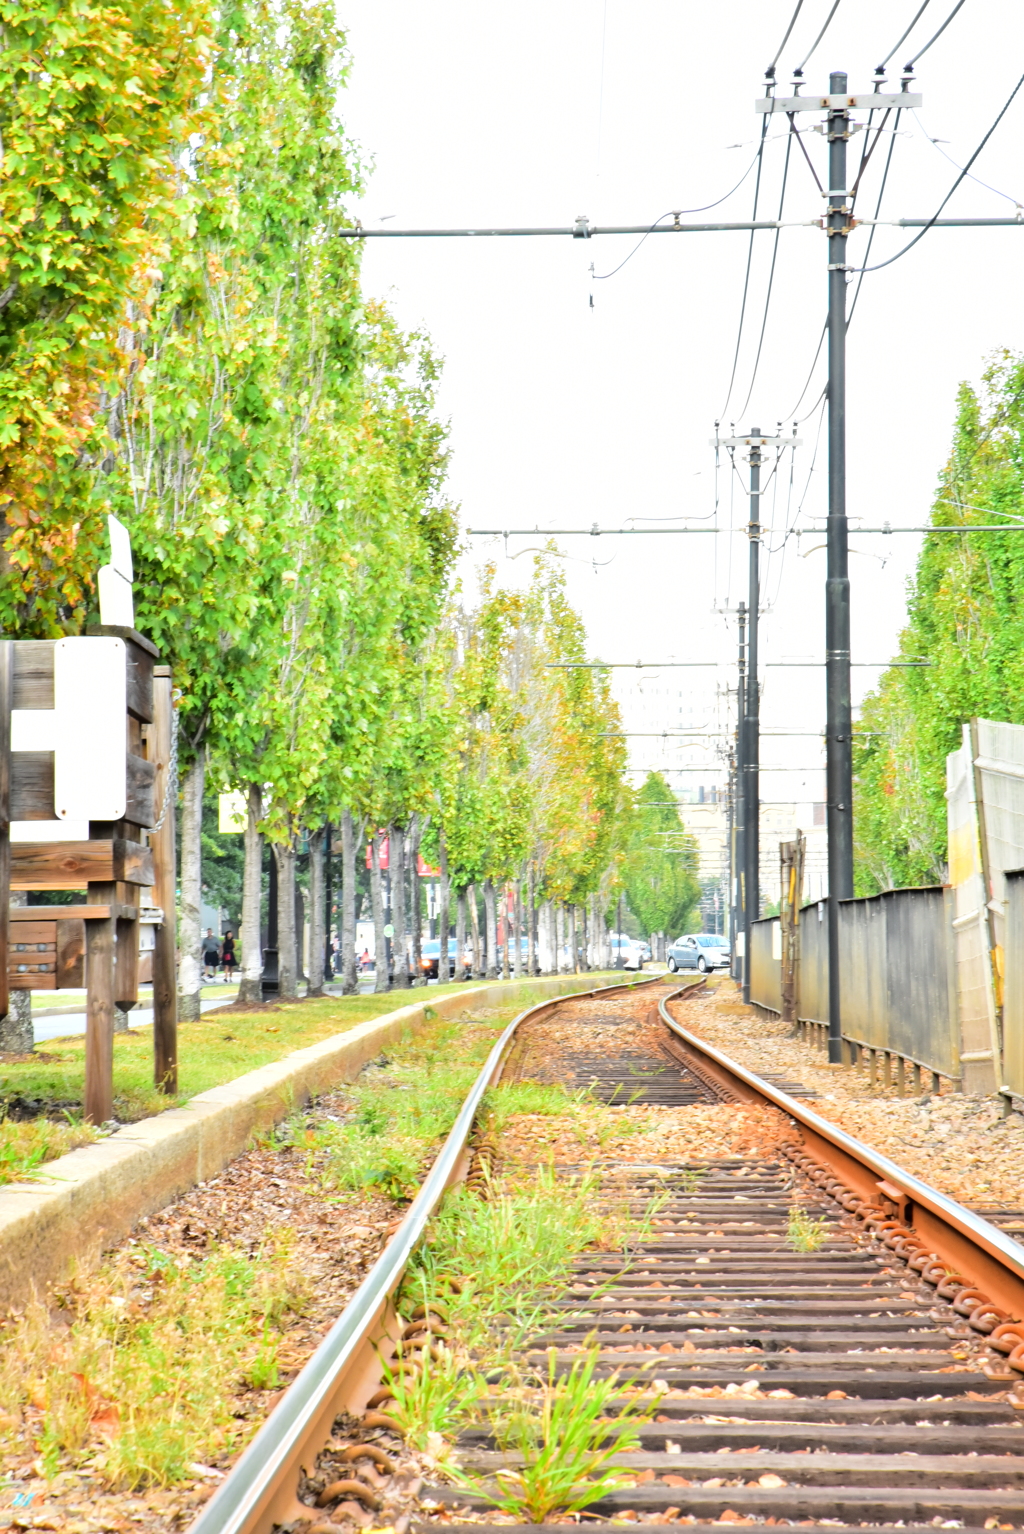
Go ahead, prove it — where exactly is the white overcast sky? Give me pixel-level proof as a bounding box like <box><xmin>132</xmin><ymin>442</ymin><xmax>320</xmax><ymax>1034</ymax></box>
<box><xmin>337</xmin><ymin>0</ymin><xmax>1024</xmax><ymax>799</ymax></box>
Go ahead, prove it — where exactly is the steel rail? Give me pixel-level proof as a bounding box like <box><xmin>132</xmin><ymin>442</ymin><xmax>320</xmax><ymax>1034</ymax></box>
<box><xmin>189</xmin><ymin>974</ymin><xmax>667</xmax><ymax>1534</ymax></box>
<box><xmin>658</xmin><ymin>988</ymin><xmax>1024</xmax><ymax>1317</ymax></box>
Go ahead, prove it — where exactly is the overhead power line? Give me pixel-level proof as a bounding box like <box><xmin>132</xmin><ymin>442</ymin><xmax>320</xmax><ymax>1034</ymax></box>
<box><xmin>905</xmin><ymin>0</ymin><xmax>968</xmax><ymax>68</ymax></box>
<box><xmin>878</xmin><ymin>0</ymin><xmax>933</xmax><ymax>70</ymax></box>
<box><xmin>856</xmin><ymin>68</ymin><xmax>1024</xmax><ymax>273</ymax></box>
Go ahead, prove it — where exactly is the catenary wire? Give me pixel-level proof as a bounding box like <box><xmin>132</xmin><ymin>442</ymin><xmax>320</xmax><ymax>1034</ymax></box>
<box><xmin>719</xmin><ymin>116</ymin><xmax>770</xmax><ymax>418</ymax></box>
<box><xmin>912</xmin><ymin>109</ymin><xmax>1022</xmax><ymax>208</ymax></box>
<box><xmin>905</xmin><ymin>0</ymin><xmax>968</xmax><ymax>67</ymax></box>
<box><xmin>736</xmin><ymin>130</ymin><xmax>794</xmax><ymax>420</ymax></box>
<box><xmin>878</xmin><ymin>0</ymin><xmax>933</xmax><ymax>69</ymax></box>
<box><xmin>592</xmin><ymin>145</ymin><xmax>768</xmax><ymax>282</ymax></box>
<box><xmin>767</xmin><ymin>0</ymin><xmax>806</xmax><ymax>72</ymax></box>
<box><xmin>847</xmin><ymin>110</ymin><xmax>903</xmax><ymax>324</ymax></box>
<box><xmin>853</xmin><ymin>69</ymin><xmax>1024</xmax><ymax>273</ymax></box>
<box><xmin>793</xmin><ymin>0</ymin><xmax>844</xmax><ymax>73</ymax></box>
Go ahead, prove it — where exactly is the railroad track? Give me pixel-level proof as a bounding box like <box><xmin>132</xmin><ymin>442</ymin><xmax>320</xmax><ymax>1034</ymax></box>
<box><xmin>191</xmin><ymin>976</ymin><xmax>1024</xmax><ymax>1534</ymax></box>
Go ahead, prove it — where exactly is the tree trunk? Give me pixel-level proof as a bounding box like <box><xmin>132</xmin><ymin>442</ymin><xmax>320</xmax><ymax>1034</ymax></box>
<box><xmin>409</xmin><ymin>815</ymin><xmax>424</xmax><ymax>985</ymax></box>
<box><xmin>483</xmin><ymin>879</ymin><xmax>498</xmax><ymax>980</ymax></box>
<box><xmin>475</xmin><ymin>883</ymin><xmax>487</xmax><ymax>975</ymax></box>
<box><xmin>455</xmin><ymin>884</ymin><xmax>466</xmax><ymax>981</ymax></box>
<box><xmin>237</xmin><ymin>783</ymin><xmax>264</xmax><ymax>1005</ymax></box>
<box><xmin>275</xmin><ymin>839</ymin><xmax>298</xmax><ymax>1002</ymax></box>
<box><xmin>438</xmin><ymin>827</ymin><xmax>450</xmax><ymax>985</ymax></box>
<box><xmin>500</xmin><ymin>886</ymin><xmax>510</xmax><ymax>980</ymax></box>
<box><xmin>177</xmin><ymin>747</ymin><xmax>205</xmax><ymax>1022</ymax></box>
<box><xmin>582</xmin><ymin>900</ymin><xmax>590</xmax><ymax>972</ymax></box>
<box><xmin>295</xmin><ymin>881</ymin><xmax>306</xmax><ymax>984</ymax></box>
<box><xmin>513</xmin><ymin>876</ymin><xmax>524</xmax><ymax>978</ymax></box>
<box><xmin>538</xmin><ymin>898</ymin><xmax>551</xmax><ymax>973</ymax></box>
<box><xmin>341</xmin><ymin>810</ymin><xmax>359</xmax><ymax>995</ymax></box>
<box><xmin>569</xmin><ymin>904</ymin><xmax>579</xmax><ymax>973</ymax></box>
<box><xmin>391</xmin><ymin>825</ymin><xmax>409</xmax><ymax>988</ymax></box>
<box><xmin>370</xmin><ymin>830</ymin><xmax>389</xmax><ymax>992</ymax></box>
<box><xmin>526</xmin><ymin>865</ymin><xmax>536</xmax><ymax>977</ymax></box>
<box><xmin>307</xmin><ymin>825</ymin><xmax>325</xmax><ymax>997</ymax></box>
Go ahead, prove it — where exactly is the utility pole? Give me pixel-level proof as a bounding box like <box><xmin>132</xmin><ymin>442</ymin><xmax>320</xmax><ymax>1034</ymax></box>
<box><xmin>744</xmin><ymin>432</ymin><xmax>762</xmax><ymax>1005</ymax></box>
<box><xmin>733</xmin><ymin>603</ymin><xmax>746</xmax><ymax>985</ymax></box>
<box><xmin>715</xmin><ymin>431</ymin><xmax>800</xmax><ymax>1001</ymax></box>
<box><xmin>826</xmin><ymin>71</ymin><xmax>853</xmax><ymax>1064</ymax></box>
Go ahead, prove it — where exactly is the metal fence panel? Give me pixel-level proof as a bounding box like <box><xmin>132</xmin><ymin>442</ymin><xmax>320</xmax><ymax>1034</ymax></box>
<box><xmin>839</xmin><ymin>894</ymin><xmax>888</xmax><ymax>1050</ymax></box>
<box><xmin>882</xmin><ymin>887</ymin><xmax>960</xmax><ymax>1078</ymax></box>
<box><xmin>947</xmin><ymin>727</ymin><xmax>1001</xmax><ymax>1094</ymax></box>
<box><xmin>798</xmin><ymin>900</ymin><xmax>829</xmax><ymax>1025</ymax></box>
<box><xmin>749</xmin><ymin>917</ymin><xmax>781</xmax><ymax>1014</ymax></box>
<box><xmin>1004</xmin><ymin>870</ymin><xmax>1024</xmax><ymax>1100</ymax></box>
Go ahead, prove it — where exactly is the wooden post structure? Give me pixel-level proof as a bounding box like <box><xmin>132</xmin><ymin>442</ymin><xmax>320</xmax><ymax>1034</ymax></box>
<box><xmin>151</xmin><ymin>666</ymin><xmax>177</xmax><ymax>1093</ymax></box>
<box><xmin>779</xmin><ymin>832</ymin><xmax>805</xmax><ymax>1030</ymax></box>
<box><xmin>0</xmin><ymin>643</ymin><xmax>11</xmax><ymax>1029</ymax></box>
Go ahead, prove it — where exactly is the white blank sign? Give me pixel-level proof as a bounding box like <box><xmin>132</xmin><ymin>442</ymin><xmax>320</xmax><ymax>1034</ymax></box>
<box><xmin>53</xmin><ymin>637</ymin><xmax>127</xmax><ymax>821</ymax></box>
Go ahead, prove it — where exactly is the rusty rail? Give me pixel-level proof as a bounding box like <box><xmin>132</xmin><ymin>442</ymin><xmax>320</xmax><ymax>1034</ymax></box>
<box><xmin>188</xmin><ymin>973</ymin><xmax>668</xmax><ymax>1534</ymax></box>
<box><xmin>660</xmin><ymin>986</ymin><xmax>1024</xmax><ymax>1334</ymax></box>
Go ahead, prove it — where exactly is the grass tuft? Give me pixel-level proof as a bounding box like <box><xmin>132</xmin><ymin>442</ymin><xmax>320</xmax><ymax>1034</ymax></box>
<box><xmin>786</xmin><ymin>1205</ymin><xmax>830</xmax><ymax>1252</ymax></box>
<box><xmin>456</xmin><ymin>1347</ymin><xmax>657</xmax><ymax>1522</ymax></box>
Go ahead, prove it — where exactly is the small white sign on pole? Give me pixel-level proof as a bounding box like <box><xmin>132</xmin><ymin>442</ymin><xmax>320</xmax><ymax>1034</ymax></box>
<box><xmin>53</xmin><ymin>637</ymin><xmax>127</xmax><ymax>821</ymax></box>
<box><xmin>98</xmin><ymin>513</ymin><xmax>135</xmax><ymax>628</ymax></box>
<box><xmin>218</xmin><ymin>791</ymin><xmax>247</xmax><ymax>833</ymax></box>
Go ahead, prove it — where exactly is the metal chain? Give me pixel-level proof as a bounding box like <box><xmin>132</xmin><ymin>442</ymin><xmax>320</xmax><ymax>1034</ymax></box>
<box><xmin>146</xmin><ymin>690</ymin><xmax>181</xmax><ymax>833</ymax></box>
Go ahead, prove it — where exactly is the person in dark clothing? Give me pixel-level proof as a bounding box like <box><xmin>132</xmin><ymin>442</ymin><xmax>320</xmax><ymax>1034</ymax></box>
<box><xmin>221</xmin><ymin>930</ymin><xmax>237</xmax><ymax>982</ymax></box>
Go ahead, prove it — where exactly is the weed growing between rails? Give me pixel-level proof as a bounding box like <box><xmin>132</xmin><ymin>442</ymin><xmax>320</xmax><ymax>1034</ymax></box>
<box><xmin>454</xmin><ymin>1349</ymin><xmax>658</xmax><ymax>1523</ymax></box>
<box><xmin>0</xmin><ymin>1233</ymin><xmax>308</xmax><ymax>1490</ymax></box>
<box><xmin>787</xmin><ymin>1204</ymin><xmax>830</xmax><ymax>1252</ymax></box>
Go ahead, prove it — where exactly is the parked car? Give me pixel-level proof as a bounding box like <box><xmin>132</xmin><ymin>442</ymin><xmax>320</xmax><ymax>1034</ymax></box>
<box><xmin>418</xmin><ymin>939</ymin><xmax>456</xmax><ymax>980</ymax></box>
<box><xmin>667</xmin><ymin>932</ymin><xmax>731</xmax><ymax>973</ymax></box>
<box><xmin>609</xmin><ymin>934</ymin><xmax>645</xmax><ymax>971</ymax></box>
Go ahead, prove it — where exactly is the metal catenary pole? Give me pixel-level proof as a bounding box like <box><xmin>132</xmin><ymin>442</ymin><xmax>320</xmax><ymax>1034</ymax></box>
<box><xmin>826</xmin><ymin>71</ymin><xmax>853</xmax><ymax>1064</ymax></box>
<box><xmin>734</xmin><ymin>602</ymin><xmax>746</xmax><ymax>985</ymax></box>
<box><xmin>715</xmin><ymin>431</ymin><xmax>799</xmax><ymax>999</ymax></box>
<box><xmin>744</xmin><ymin>434</ymin><xmax>762</xmax><ymax>1005</ymax></box>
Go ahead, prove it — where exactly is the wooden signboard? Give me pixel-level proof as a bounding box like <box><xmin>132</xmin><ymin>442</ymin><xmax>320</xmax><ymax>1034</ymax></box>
<box><xmin>0</xmin><ymin>630</ymin><xmax>177</xmax><ymax>1121</ymax></box>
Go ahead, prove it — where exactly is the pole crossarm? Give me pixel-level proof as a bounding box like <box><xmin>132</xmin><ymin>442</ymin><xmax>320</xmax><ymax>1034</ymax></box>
<box><xmin>756</xmin><ymin>90</ymin><xmax>922</xmax><ymax>113</ymax></box>
<box><xmin>335</xmin><ymin>215</ymin><xmax>1022</xmax><ymax>239</ymax></box>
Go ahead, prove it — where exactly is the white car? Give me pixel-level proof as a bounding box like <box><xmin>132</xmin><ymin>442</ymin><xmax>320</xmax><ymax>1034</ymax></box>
<box><xmin>609</xmin><ymin>934</ymin><xmax>645</xmax><ymax>971</ymax></box>
<box><xmin>667</xmin><ymin>933</ymin><xmax>731</xmax><ymax>973</ymax></box>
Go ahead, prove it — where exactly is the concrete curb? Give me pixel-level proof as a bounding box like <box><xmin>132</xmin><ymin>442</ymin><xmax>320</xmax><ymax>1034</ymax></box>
<box><xmin>0</xmin><ymin>973</ymin><xmax>610</xmax><ymax>1307</ymax></box>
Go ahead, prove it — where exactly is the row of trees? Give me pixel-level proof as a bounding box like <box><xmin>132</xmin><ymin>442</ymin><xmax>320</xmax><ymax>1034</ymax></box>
<box><xmin>0</xmin><ymin>1</ymin><xmax>701</xmax><ymax>999</ymax></box>
<box><xmin>854</xmin><ymin>352</ymin><xmax>1024</xmax><ymax>893</ymax></box>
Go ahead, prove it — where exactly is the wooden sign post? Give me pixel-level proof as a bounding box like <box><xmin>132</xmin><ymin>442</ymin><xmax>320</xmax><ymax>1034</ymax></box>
<box><xmin>0</xmin><ymin>632</ymin><xmax>161</xmax><ymax>1122</ymax></box>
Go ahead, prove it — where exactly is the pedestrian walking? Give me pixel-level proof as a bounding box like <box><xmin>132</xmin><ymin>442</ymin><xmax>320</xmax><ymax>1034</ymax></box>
<box><xmin>221</xmin><ymin>930</ymin><xmax>237</xmax><ymax>982</ymax></box>
<box><xmin>202</xmin><ymin>928</ymin><xmax>220</xmax><ymax>982</ymax></box>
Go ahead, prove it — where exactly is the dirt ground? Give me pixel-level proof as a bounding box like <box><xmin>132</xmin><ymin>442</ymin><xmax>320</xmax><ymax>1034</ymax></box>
<box><xmin>672</xmin><ymin>978</ymin><xmax>1024</xmax><ymax>1211</ymax></box>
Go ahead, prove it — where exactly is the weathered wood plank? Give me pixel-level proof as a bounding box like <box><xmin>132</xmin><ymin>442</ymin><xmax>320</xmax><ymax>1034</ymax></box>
<box><xmin>9</xmin><ymin>921</ymin><xmax>56</xmax><ymax>945</ymax></box>
<box><xmin>9</xmin><ymin>903</ymin><xmax>128</xmax><ymax>921</ymax></box>
<box><xmin>125</xmin><ymin>638</ymin><xmax>154</xmax><ymax>724</ymax></box>
<box><xmin>10</xmin><ymin>750</ymin><xmax>54</xmax><ymax>819</ymax></box>
<box><xmin>10</xmin><ymin>972</ymin><xmax>56</xmax><ymax>990</ymax></box>
<box><xmin>0</xmin><ymin>642</ymin><xmax>12</xmax><ymax>1021</ymax></box>
<box><xmin>125</xmin><ymin>753</ymin><xmax>156</xmax><ymax>826</ymax></box>
<box><xmin>85</xmin><ymin>882</ymin><xmax>116</xmax><ymax>1123</ymax></box>
<box><xmin>12</xmin><ymin>641</ymin><xmax>54</xmax><ymax>709</ymax></box>
<box><xmin>10</xmin><ymin>839</ymin><xmax>154</xmax><ymax>890</ymax></box>
<box><xmin>56</xmin><ymin>917</ymin><xmax>85</xmax><ymax>987</ymax></box>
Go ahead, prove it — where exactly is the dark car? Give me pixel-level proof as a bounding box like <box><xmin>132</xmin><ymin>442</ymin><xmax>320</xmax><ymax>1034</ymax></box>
<box><xmin>667</xmin><ymin>932</ymin><xmax>731</xmax><ymax>973</ymax></box>
<box><xmin>418</xmin><ymin>939</ymin><xmax>456</xmax><ymax>980</ymax></box>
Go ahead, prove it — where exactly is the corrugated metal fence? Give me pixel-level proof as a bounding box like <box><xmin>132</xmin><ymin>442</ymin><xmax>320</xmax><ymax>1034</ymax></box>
<box><xmin>749</xmin><ymin>887</ymin><xmax>960</xmax><ymax>1082</ymax></box>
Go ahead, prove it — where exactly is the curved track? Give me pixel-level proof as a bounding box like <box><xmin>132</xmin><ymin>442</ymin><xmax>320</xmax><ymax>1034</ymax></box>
<box><xmin>190</xmin><ymin>976</ymin><xmax>1024</xmax><ymax>1534</ymax></box>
